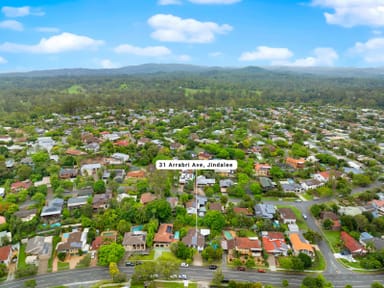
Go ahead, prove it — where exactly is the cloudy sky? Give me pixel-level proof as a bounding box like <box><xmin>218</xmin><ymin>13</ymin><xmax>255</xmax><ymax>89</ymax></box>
<box><xmin>0</xmin><ymin>0</ymin><xmax>384</xmax><ymax>71</ymax></box>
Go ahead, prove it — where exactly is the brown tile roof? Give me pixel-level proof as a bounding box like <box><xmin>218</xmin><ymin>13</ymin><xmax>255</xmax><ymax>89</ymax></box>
<box><xmin>140</xmin><ymin>192</ymin><xmax>157</xmax><ymax>205</ymax></box>
<box><xmin>127</xmin><ymin>170</ymin><xmax>146</xmax><ymax>178</ymax></box>
<box><xmin>154</xmin><ymin>224</ymin><xmax>174</xmax><ymax>243</ymax></box>
<box><xmin>235</xmin><ymin>237</ymin><xmax>261</xmax><ymax>250</ymax></box>
<box><xmin>123</xmin><ymin>232</ymin><xmax>147</xmax><ymax>246</ymax></box>
<box><xmin>279</xmin><ymin>208</ymin><xmax>296</xmax><ymax>220</ymax></box>
<box><xmin>262</xmin><ymin>232</ymin><xmax>286</xmax><ymax>253</ymax></box>
<box><xmin>0</xmin><ymin>245</ymin><xmax>11</xmax><ymax>261</ymax></box>
<box><xmin>208</xmin><ymin>202</ymin><xmax>222</xmax><ymax>212</ymax></box>
<box><xmin>233</xmin><ymin>207</ymin><xmax>253</xmax><ymax>216</ymax></box>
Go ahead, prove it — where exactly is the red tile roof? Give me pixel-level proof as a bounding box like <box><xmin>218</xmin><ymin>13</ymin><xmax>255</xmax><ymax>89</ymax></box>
<box><xmin>154</xmin><ymin>224</ymin><xmax>174</xmax><ymax>243</ymax></box>
<box><xmin>0</xmin><ymin>245</ymin><xmax>11</xmax><ymax>261</ymax></box>
<box><xmin>262</xmin><ymin>232</ymin><xmax>286</xmax><ymax>253</ymax></box>
<box><xmin>233</xmin><ymin>207</ymin><xmax>253</xmax><ymax>216</ymax></box>
<box><xmin>140</xmin><ymin>192</ymin><xmax>156</xmax><ymax>205</ymax></box>
<box><xmin>341</xmin><ymin>231</ymin><xmax>365</xmax><ymax>253</ymax></box>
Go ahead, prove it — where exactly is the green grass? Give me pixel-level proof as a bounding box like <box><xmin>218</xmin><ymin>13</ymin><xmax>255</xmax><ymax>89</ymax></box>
<box><xmin>311</xmin><ymin>251</ymin><xmax>326</xmax><ymax>271</ymax></box>
<box><xmin>67</xmin><ymin>84</ymin><xmax>85</xmax><ymax>94</ymax></box>
<box><xmin>17</xmin><ymin>244</ymin><xmax>27</xmax><ymax>269</ymax></box>
<box><xmin>323</xmin><ymin>231</ymin><xmax>341</xmax><ymax>253</ymax></box>
<box><xmin>57</xmin><ymin>261</ymin><xmax>69</xmax><ymax>271</ymax></box>
<box><xmin>339</xmin><ymin>258</ymin><xmax>362</xmax><ymax>269</ymax></box>
<box><xmin>129</xmin><ymin>250</ymin><xmax>155</xmax><ymax>261</ymax></box>
<box><xmin>76</xmin><ymin>254</ymin><xmax>91</xmax><ymax>269</ymax></box>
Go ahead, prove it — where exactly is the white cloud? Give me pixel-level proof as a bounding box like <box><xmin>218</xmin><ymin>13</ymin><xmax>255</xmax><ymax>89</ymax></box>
<box><xmin>114</xmin><ymin>44</ymin><xmax>171</xmax><ymax>57</ymax></box>
<box><xmin>1</xmin><ymin>6</ymin><xmax>44</xmax><ymax>17</ymax></box>
<box><xmin>209</xmin><ymin>51</ymin><xmax>223</xmax><ymax>57</ymax></box>
<box><xmin>276</xmin><ymin>47</ymin><xmax>339</xmax><ymax>67</ymax></box>
<box><xmin>312</xmin><ymin>0</ymin><xmax>384</xmax><ymax>27</ymax></box>
<box><xmin>100</xmin><ymin>59</ymin><xmax>120</xmax><ymax>69</ymax></box>
<box><xmin>176</xmin><ymin>54</ymin><xmax>191</xmax><ymax>61</ymax></box>
<box><xmin>239</xmin><ymin>46</ymin><xmax>293</xmax><ymax>61</ymax></box>
<box><xmin>189</xmin><ymin>0</ymin><xmax>241</xmax><ymax>4</ymax></box>
<box><xmin>0</xmin><ymin>20</ymin><xmax>23</xmax><ymax>31</ymax></box>
<box><xmin>36</xmin><ymin>27</ymin><xmax>60</xmax><ymax>33</ymax></box>
<box><xmin>0</xmin><ymin>56</ymin><xmax>7</xmax><ymax>64</ymax></box>
<box><xmin>350</xmin><ymin>37</ymin><xmax>384</xmax><ymax>63</ymax></box>
<box><xmin>158</xmin><ymin>0</ymin><xmax>182</xmax><ymax>5</ymax></box>
<box><xmin>0</xmin><ymin>32</ymin><xmax>104</xmax><ymax>54</ymax></box>
<box><xmin>148</xmin><ymin>14</ymin><xmax>232</xmax><ymax>43</ymax></box>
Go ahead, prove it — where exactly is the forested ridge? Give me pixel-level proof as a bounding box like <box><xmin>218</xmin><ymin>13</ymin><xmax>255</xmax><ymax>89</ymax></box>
<box><xmin>1</xmin><ymin>65</ymin><xmax>384</xmax><ymax>121</ymax></box>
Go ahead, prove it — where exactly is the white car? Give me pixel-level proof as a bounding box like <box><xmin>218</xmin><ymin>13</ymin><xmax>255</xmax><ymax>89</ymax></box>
<box><xmin>179</xmin><ymin>274</ymin><xmax>187</xmax><ymax>280</ymax></box>
<box><xmin>180</xmin><ymin>262</ymin><xmax>189</xmax><ymax>267</ymax></box>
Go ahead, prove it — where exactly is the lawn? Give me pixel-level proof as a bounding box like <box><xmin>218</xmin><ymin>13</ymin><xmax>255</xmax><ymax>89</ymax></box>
<box><xmin>57</xmin><ymin>261</ymin><xmax>70</xmax><ymax>271</ymax></box>
<box><xmin>17</xmin><ymin>244</ymin><xmax>27</xmax><ymax>269</ymax></box>
<box><xmin>311</xmin><ymin>251</ymin><xmax>326</xmax><ymax>271</ymax></box>
<box><xmin>67</xmin><ymin>84</ymin><xmax>85</xmax><ymax>94</ymax></box>
<box><xmin>129</xmin><ymin>250</ymin><xmax>155</xmax><ymax>261</ymax></box>
<box><xmin>323</xmin><ymin>231</ymin><xmax>341</xmax><ymax>253</ymax></box>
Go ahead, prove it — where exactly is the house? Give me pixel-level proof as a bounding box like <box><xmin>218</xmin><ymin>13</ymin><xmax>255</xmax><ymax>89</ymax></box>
<box><xmin>0</xmin><ymin>188</ymin><xmax>4</xmax><ymax>198</ymax></box>
<box><xmin>360</xmin><ymin>236</ymin><xmax>384</xmax><ymax>251</ymax></box>
<box><xmin>57</xmin><ymin>229</ymin><xmax>89</xmax><ymax>255</ymax></box>
<box><xmin>179</xmin><ymin>170</ymin><xmax>194</xmax><ymax>184</ymax></box>
<box><xmin>198</xmin><ymin>152</ymin><xmax>212</xmax><ymax>160</ymax></box>
<box><xmin>0</xmin><ymin>245</ymin><xmax>13</xmax><ymax>266</ymax></box>
<box><xmin>92</xmin><ymin>193</ymin><xmax>110</xmax><ymax>211</ymax></box>
<box><xmin>281</xmin><ymin>181</ymin><xmax>304</xmax><ymax>193</ymax></box>
<box><xmin>208</xmin><ymin>202</ymin><xmax>223</xmax><ymax>212</ymax></box>
<box><xmin>320</xmin><ymin>211</ymin><xmax>341</xmax><ymax>231</ymax></box>
<box><xmin>301</xmin><ymin>179</ymin><xmax>323</xmax><ymax>191</ymax></box>
<box><xmin>254</xmin><ymin>163</ymin><xmax>271</xmax><ymax>177</ymax></box>
<box><xmin>219</xmin><ymin>179</ymin><xmax>234</xmax><ymax>193</ymax></box>
<box><xmin>153</xmin><ymin>224</ymin><xmax>175</xmax><ymax>248</ymax></box>
<box><xmin>14</xmin><ymin>209</ymin><xmax>37</xmax><ymax>222</ymax></box>
<box><xmin>126</xmin><ymin>170</ymin><xmax>146</xmax><ymax>179</ymax></box>
<box><xmin>261</xmin><ymin>231</ymin><xmax>289</xmax><ymax>256</ymax></box>
<box><xmin>278</xmin><ymin>207</ymin><xmax>296</xmax><ymax>224</ymax></box>
<box><xmin>40</xmin><ymin>198</ymin><xmax>64</xmax><ymax>223</ymax></box>
<box><xmin>259</xmin><ymin>177</ymin><xmax>275</xmax><ymax>191</ymax></box>
<box><xmin>80</xmin><ymin>163</ymin><xmax>102</xmax><ymax>176</ymax></box>
<box><xmin>25</xmin><ymin>236</ymin><xmax>52</xmax><ymax>260</ymax></box>
<box><xmin>11</xmin><ymin>180</ymin><xmax>32</xmax><ymax>192</ymax></box>
<box><xmin>65</xmin><ymin>149</ymin><xmax>87</xmax><ymax>156</ymax></box>
<box><xmin>91</xmin><ymin>230</ymin><xmax>118</xmax><ymax>250</ymax></box>
<box><xmin>111</xmin><ymin>153</ymin><xmax>130</xmax><ymax>163</ymax></box>
<box><xmin>67</xmin><ymin>196</ymin><xmax>89</xmax><ymax>210</ymax></box>
<box><xmin>0</xmin><ymin>216</ymin><xmax>6</xmax><ymax>225</ymax></box>
<box><xmin>182</xmin><ymin>228</ymin><xmax>205</xmax><ymax>252</ymax></box>
<box><xmin>233</xmin><ymin>207</ymin><xmax>253</xmax><ymax>216</ymax></box>
<box><xmin>314</xmin><ymin>171</ymin><xmax>331</xmax><ymax>182</ymax></box>
<box><xmin>254</xmin><ymin>204</ymin><xmax>276</xmax><ymax>219</ymax></box>
<box><xmin>196</xmin><ymin>175</ymin><xmax>215</xmax><ymax>186</ymax></box>
<box><xmin>289</xmin><ymin>233</ymin><xmax>315</xmax><ymax>257</ymax></box>
<box><xmin>286</xmin><ymin>157</ymin><xmax>306</xmax><ymax>169</ymax></box>
<box><xmin>140</xmin><ymin>193</ymin><xmax>157</xmax><ymax>205</ymax></box>
<box><xmin>59</xmin><ymin>168</ymin><xmax>78</xmax><ymax>179</ymax></box>
<box><xmin>166</xmin><ymin>197</ymin><xmax>179</xmax><ymax>210</ymax></box>
<box><xmin>340</xmin><ymin>231</ymin><xmax>367</xmax><ymax>256</ymax></box>
<box><xmin>122</xmin><ymin>231</ymin><xmax>147</xmax><ymax>252</ymax></box>
<box><xmin>234</xmin><ymin>237</ymin><xmax>262</xmax><ymax>257</ymax></box>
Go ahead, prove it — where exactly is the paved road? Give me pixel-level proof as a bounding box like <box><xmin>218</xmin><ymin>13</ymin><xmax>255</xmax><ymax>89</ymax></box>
<box><xmin>1</xmin><ymin>266</ymin><xmax>383</xmax><ymax>288</ymax></box>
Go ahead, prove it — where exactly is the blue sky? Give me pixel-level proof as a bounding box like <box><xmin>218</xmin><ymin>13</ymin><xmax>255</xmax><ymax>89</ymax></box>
<box><xmin>0</xmin><ymin>0</ymin><xmax>384</xmax><ymax>71</ymax></box>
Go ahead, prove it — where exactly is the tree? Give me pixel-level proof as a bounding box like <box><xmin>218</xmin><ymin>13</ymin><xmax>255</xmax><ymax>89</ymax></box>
<box><xmin>301</xmin><ymin>275</ymin><xmax>333</xmax><ymax>288</ymax></box>
<box><xmin>282</xmin><ymin>279</ymin><xmax>289</xmax><ymax>287</ymax></box>
<box><xmin>170</xmin><ymin>241</ymin><xmax>194</xmax><ymax>260</ymax></box>
<box><xmin>97</xmin><ymin>243</ymin><xmax>125</xmax><ymax>266</ymax></box>
<box><xmin>93</xmin><ymin>180</ymin><xmax>106</xmax><ymax>194</ymax></box>
<box><xmin>203</xmin><ymin>210</ymin><xmax>226</xmax><ymax>234</ymax></box>
<box><xmin>323</xmin><ymin>219</ymin><xmax>333</xmax><ymax>230</ymax></box>
<box><xmin>0</xmin><ymin>264</ymin><xmax>7</xmax><ymax>278</ymax></box>
<box><xmin>144</xmin><ymin>199</ymin><xmax>172</xmax><ymax>222</ymax></box>
<box><xmin>109</xmin><ymin>262</ymin><xmax>119</xmax><ymax>280</ymax></box>
<box><xmin>298</xmin><ymin>253</ymin><xmax>312</xmax><ymax>269</ymax></box>
<box><xmin>212</xmin><ymin>268</ymin><xmax>224</xmax><ymax>285</ymax></box>
<box><xmin>57</xmin><ymin>252</ymin><xmax>66</xmax><ymax>262</ymax></box>
<box><xmin>371</xmin><ymin>282</ymin><xmax>384</xmax><ymax>288</ymax></box>
<box><xmin>157</xmin><ymin>253</ymin><xmax>180</xmax><ymax>279</ymax></box>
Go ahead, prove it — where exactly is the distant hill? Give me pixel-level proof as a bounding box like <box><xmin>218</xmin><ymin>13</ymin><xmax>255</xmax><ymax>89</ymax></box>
<box><xmin>1</xmin><ymin>63</ymin><xmax>384</xmax><ymax>78</ymax></box>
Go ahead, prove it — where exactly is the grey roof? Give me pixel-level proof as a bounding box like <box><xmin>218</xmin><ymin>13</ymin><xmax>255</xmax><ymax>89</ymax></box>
<box><xmin>67</xmin><ymin>196</ymin><xmax>89</xmax><ymax>207</ymax></box>
<box><xmin>219</xmin><ymin>179</ymin><xmax>234</xmax><ymax>188</ymax></box>
<box><xmin>41</xmin><ymin>198</ymin><xmax>63</xmax><ymax>217</ymax></box>
<box><xmin>254</xmin><ymin>204</ymin><xmax>276</xmax><ymax>219</ymax></box>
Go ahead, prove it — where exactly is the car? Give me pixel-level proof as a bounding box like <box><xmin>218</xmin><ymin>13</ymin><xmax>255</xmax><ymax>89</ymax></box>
<box><xmin>295</xmin><ymin>199</ymin><xmax>302</xmax><ymax>202</ymax></box>
<box><xmin>178</xmin><ymin>274</ymin><xmax>187</xmax><ymax>280</ymax></box>
<box><xmin>302</xmin><ymin>214</ymin><xmax>308</xmax><ymax>220</ymax></box>
<box><xmin>180</xmin><ymin>262</ymin><xmax>189</xmax><ymax>267</ymax></box>
<box><xmin>170</xmin><ymin>274</ymin><xmax>178</xmax><ymax>279</ymax></box>
<box><xmin>125</xmin><ymin>261</ymin><xmax>135</xmax><ymax>267</ymax></box>
<box><xmin>208</xmin><ymin>264</ymin><xmax>218</xmax><ymax>270</ymax></box>
<box><xmin>135</xmin><ymin>261</ymin><xmax>143</xmax><ymax>265</ymax></box>
<box><xmin>237</xmin><ymin>266</ymin><xmax>246</xmax><ymax>271</ymax></box>
<box><xmin>258</xmin><ymin>268</ymin><xmax>266</xmax><ymax>273</ymax></box>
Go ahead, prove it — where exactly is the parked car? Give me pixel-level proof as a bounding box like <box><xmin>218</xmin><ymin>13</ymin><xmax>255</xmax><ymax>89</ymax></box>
<box><xmin>180</xmin><ymin>262</ymin><xmax>189</xmax><ymax>267</ymax></box>
<box><xmin>302</xmin><ymin>213</ymin><xmax>308</xmax><ymax>220</ymax></box>
<box><xmin>208</xmin><ymin>264</ymin><xmax>218</xmax><ymax>270</ymax></box>
<box><xmin>125</xmin><ymin>261</ymin><xmax>135</xmax><ymax>267</ymax></box>
<box><xmin>258</xmin><ymin>268</ymin><xmax>266</xmax><ymax>273</ymax></box>
<box><xmin>237</xmin><ymin>266</ymin><xmax>246</xmax><ymax>271</ymax></box>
